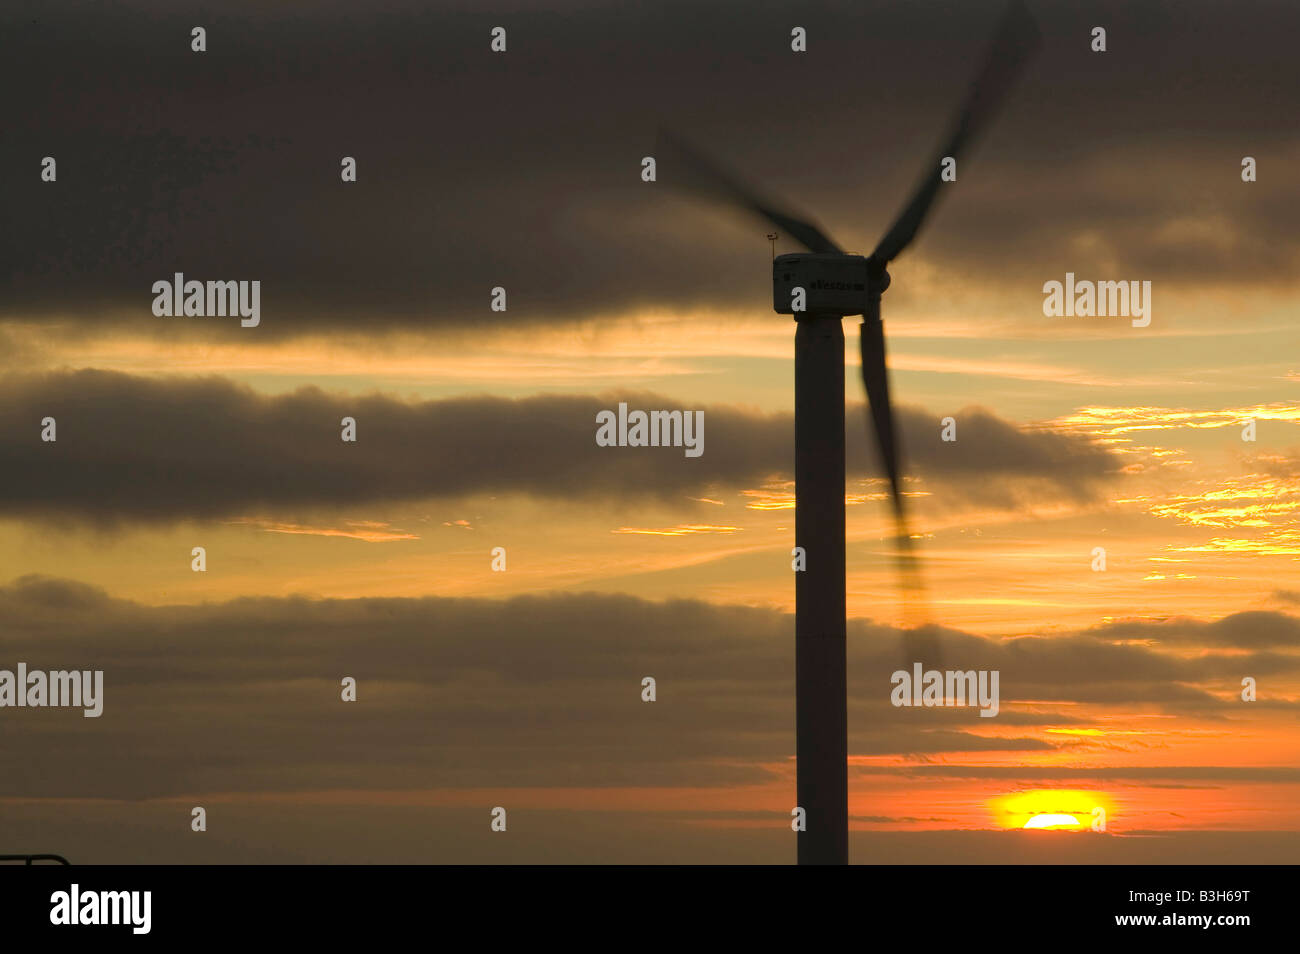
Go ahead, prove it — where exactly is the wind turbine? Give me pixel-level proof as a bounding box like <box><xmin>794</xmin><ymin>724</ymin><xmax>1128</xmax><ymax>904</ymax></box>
<box><xmin>659</xmin><ymin>1</ymin><xmax>1039</xmax><ymax>865</ymax></box>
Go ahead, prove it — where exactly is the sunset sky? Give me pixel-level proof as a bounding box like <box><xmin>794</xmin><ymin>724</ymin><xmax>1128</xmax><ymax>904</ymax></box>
<box><xmin>1</xmin><ymin>0</ymin><xmax>1298</xmax><ymax>863</ymax></box>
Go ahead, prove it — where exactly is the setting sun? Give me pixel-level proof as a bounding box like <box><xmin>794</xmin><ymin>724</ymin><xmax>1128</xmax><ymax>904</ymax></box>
<box><xmin>991</xmin><ymin>790</ymin><xmax>1116</xmax><ymax>831</ymax></box>
<box><xmin>1024</xmin><ymin>813</ymin><xmax>1081</xmax><ymax>830</ymax></box>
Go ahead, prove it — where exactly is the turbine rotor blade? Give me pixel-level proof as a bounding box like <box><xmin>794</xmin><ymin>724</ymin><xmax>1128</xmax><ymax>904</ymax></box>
<box><xmin>860</xmin><ymin>307</ymin><xmax>903</xmax><ymax>520</ymax></box>
<box><xmin>862</xmin><ymin>304</ymin><xmax>936</xmax><ymax>655</ymax></box>
<box><xmin>869</xmin><ymin>0</ymin><xmax>1040</xmax><ymax>264</ymax></box>
<box><xmin>657</xmin><ymin>128</ymin><xmax>843</xmax><ymax>254</ymax></box>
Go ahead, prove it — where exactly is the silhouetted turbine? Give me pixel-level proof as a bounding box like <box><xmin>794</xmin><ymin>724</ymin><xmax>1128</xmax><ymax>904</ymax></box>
<box><xmin>660</xmin><ymin>0</ymin><xmax>1039</xmax><ymax>865</ymax></box>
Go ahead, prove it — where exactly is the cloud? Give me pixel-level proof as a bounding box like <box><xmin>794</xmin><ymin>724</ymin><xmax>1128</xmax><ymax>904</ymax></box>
<box><xmin>225</xmin><ymin>518</ymin><xmax>419</xmax><ymax>542</ymax></box>
<box><xmin>1088</xmin><ymin>611</ymin><xmax>1300</xmax><ymax>650</ymax></box>
<box><xmin>4</xmin><ymin>0</ymin><xmax>1299</xmax><ymax>333</ymax></box>
<box><xmin>0</xmin><ymin>369</ymin><xmax>1117</xmax><ymax>522</ymax></box>
<box><xmin>1051</xmin><ymin>406</ymin><xmax>1300</xmax><ymax>438</ymax></box>
<box><xmin>854</xmin><ymin>764</ymin><xmax>1300</xmax><ymax>783</ymax></box>
<box><xmin>0</xmin><ymin>576</ymin><xmax>1293</xmax><ymax>801</ymax></box>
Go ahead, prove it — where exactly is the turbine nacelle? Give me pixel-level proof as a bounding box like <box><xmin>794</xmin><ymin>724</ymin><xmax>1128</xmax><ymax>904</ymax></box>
<box><xmin>772</xmin><ymin>253</ymin><xmax>890</xmax><ymax>317</ymax></box>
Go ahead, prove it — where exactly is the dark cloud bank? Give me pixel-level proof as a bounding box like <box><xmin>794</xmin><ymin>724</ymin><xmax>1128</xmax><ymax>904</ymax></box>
<box><xmin>1</xmin><ymin>575</ymin><xmax>1295</xmax><ymax>802</ymax></box>
<box><xmin>0</xmin><ymin>369</ymin><xmax>1117</xmax><ymax>521</ymax></box>
<box><xmin>2</xmin><ymin>575</ymin><xmax>1295</xmax><ymax>861</ymax></box>
<box><xmin>3</xmin><ymin>0</ymin><xmax>1298</xmax><ymax>333</ymax></box>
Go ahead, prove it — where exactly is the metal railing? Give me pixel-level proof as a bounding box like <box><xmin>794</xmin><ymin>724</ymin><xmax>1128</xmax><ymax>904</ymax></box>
<box><xmin>0</xmin><ymin>854</ymin><xmax>71</xmax><ymax>865</ymax></box>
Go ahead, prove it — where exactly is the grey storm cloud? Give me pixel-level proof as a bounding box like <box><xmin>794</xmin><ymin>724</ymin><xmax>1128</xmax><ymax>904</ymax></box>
<box><xmin>0</xmin><ymin>369</ymin><xmax>1117</xmax><ymax>521</ymax></box>
<box><xmin>0</xmin><ymin>575</ymin><xmax>1293</xmax><ymax>800</ymax></box>
<box><xmin>3</xmin><ymin>0</ymin><xmax>1299</xmax><ymax>332</ymax></box>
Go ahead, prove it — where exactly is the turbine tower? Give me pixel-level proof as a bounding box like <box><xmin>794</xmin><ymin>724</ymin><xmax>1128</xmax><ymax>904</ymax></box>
<box><xmin>660</xmin><ymin>1</ymin><xmax>1039</xmax><ymax>864</ymax></box>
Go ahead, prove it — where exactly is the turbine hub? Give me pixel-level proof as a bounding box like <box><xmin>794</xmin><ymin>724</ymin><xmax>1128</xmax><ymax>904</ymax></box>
<box><xmin>865</xmin><ymin>256</ymin><xmax>891</xmax><ymax>296</ymax></box>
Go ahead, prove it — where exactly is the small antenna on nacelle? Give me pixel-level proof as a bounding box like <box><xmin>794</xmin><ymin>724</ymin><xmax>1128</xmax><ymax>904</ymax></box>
<box><xmin>766</xmin><ymin>232</ymin><xmax>778</xmax><ymax>261</ymax></box>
